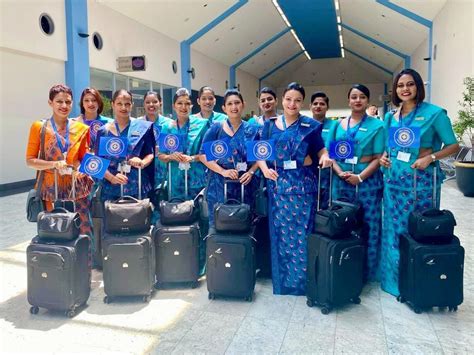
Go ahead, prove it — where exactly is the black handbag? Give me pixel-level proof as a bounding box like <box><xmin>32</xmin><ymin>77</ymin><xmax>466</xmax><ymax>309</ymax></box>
<box><xmin>408</xmin><ymin>208</ymin><xmax>456</xmax><ymax>244</ymax></box>
<box><xmin>104</xmin><ymin>196</ymin><xmax>152</xmax><ymax>234</ymax></box>
<box><xmin>160</xmin><ymin>198</ymin><xmax>198</xmax><ymax>225</ymax></box>
<box><xmin>26</xmin><ymin>120</ymin><xmax>47</xmax><ymax>222</ymax></box>
<box><xmin>314</xmin><ymin>204</ymin><xmax>357</xmax><ymax>239</ymax></box>
<box><xmin>214</xmin><ymin>181</ymin><xmax>251</xmax><ymax>233</ymax></box>
<box><xmin>37</xmin><ymin>207</ymin><xmax>81</xmax><ymax>241</ymax></box>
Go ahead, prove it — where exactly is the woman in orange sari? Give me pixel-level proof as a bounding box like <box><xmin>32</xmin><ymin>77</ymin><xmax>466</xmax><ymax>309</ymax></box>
<box><xmin>26</xmin><ymin>84</ymin><xmax>94</xmax><ymax>236</ymax></box>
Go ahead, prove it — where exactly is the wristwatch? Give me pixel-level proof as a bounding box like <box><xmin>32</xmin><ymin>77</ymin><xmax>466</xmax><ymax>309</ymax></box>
<box><xmin>430</xmin><ymin>154</ymin><xmax>436</xmax><ymax>162</ymax></box>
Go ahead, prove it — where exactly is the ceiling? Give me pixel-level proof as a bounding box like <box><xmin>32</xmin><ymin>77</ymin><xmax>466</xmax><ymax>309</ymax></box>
<box><xmin>97</xmin><ymin>0</ymin><xmax>447</xmax><ymax>88</ymax></box>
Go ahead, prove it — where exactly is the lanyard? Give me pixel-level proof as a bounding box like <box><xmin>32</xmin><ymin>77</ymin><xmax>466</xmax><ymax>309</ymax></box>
<box><xmin>399</xmin><ymin>105</ymin><xmax>418</xmax><ymax>127</ymax></box>
<box><xmin>226</xmin><ymin>119</ymin><xmax>242</xmax><ymax>135</ymax></box>
<box><xmin>346</xmin><ymin>114</ymin><xmax>367</xmax><ymax>141</ymax></box>
<box><xmin>115</xmin><ymin>121</ymin><xmax>130</xmax><ymax>136</ymax></box>
<box><xmin>50</xmin><ymin>118</ymin><xmax>70</xmax><ymax>154</ymax></box>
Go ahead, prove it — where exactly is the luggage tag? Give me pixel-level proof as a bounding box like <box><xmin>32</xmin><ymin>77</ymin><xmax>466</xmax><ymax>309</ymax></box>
<box><xmin>344</xmin><ymin>156</ymin><xmax>358</xmax><ymax>164</ymax></box>
<box><xmin>397</xmin><ymin>151</ymin><xmax>411</xmax><ymax>162</ymax></box>
<box><xmin>283</xmin><ymin>160</ymin><xmax>297</xmax><ymax>170</ymax></box>
<box><xmin>236</xmin><ymin>162</ymin><xmax>247</xmax><ymax>172</ymax></box>
<box><xmin>178</xmin><ymin>162</ymin><xmax>190</xmax><ymax>170</ymax></box>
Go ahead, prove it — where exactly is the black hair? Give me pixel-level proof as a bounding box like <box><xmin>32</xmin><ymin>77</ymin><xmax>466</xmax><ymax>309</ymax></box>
<box><xmin>80</xmin><ymin>87</ymin><xmax>104</xmax><ymax>115</ymax></box>
<box><xmin>49</xmin><ymin>84</ymin><xmax>73</xmax><ymax>101</ymax></box>
<box><xmin>310</xmin><ymin>91</ymin><xmax>329</xmax><ymax>106</ymax></box>
<box><xmin>223</xmin><ymin>89</ymin><xmax>244</xmax><ymax>105</ymax></box>
<box><xmin>143</xmin><ymin>91</ymin><xmax>162</xmax><ymax>102</ymax></box>
<box><xmin>391</xmin><ymin>68</ymin><xmax>425</xmax><ymax>106</ymax></box>
<box><xmin>283</xmin><ymin>82</ymin><xmax>305</xmax><ymax>100</ymax></box>
<box><xmin>198</xmin><ymin>86</ymin><xmax>215</xmax><ymax>98</ymax></box>
<box><xmin>173</xmin><ymin>88</ymin><xmax>191</xmax><ymax>104</ymax></box>
<box><xmin>348</xmin><ymin>84</ymin><xmax>370</xmax><ymax>100</ymax></box>
<box><xmin>259</xmin><ymin>87</ymin><xmax>277</xmax><ymax>99</ymax></box>
<box><xmin>112</xmin><ymin>89</ymin><xmax>133</xmax><ymax>102</ymax></box>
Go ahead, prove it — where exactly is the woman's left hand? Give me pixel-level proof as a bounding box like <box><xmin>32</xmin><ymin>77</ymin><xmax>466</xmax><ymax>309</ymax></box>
<box><xmin>180</xmin><ymin>154</ymin><xmax>194</xmax><ymax>163</ymax></box>
<box><xmin>128</xmin><ymin>157</ymin><xmax>144</xmax><ymax>168</ymax></box>
<box><xmin>345</xmin><ymin>173</ymin><xmax>360</xmax><ymax>186</ymax></box>
<box><xmin>239</xmin><ymin>172</ymin><xmax>253</xmax><ymax>186</ymax></box>
<box><xmin>319</xmin><ymin>155</ymin><xmax>333</xmax><ymax>169</ymax></box>
<box><xmin>411</xmin><ymin>155</ymin><xmax>432</xmax><ymax>170</ymax></box>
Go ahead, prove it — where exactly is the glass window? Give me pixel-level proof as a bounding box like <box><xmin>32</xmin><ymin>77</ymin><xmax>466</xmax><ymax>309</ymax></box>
<box><xmin>129</xmin><ymin>77</ymin><xmax>150</xmax><ymax>118</ymax></box>
<box><xmin>90</xmin><ymin>68</ymin><xmax>113</xmax><ymax>117</ymax></box>
<box><xmin>115</xmin><ymin>74</ymin><xmax>128</xmax><ymax>92</ymax></box>
<box><xmin>162</xmin><ymin>85</ymin><xmax>177</xmax><ymax>118</ymax></box>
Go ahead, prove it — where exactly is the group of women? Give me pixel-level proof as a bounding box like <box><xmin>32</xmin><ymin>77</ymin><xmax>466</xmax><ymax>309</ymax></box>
<box><xmin>26</xmin><ymin>68</ymin><xmax>459</xmax><ymax>298</ymax></box>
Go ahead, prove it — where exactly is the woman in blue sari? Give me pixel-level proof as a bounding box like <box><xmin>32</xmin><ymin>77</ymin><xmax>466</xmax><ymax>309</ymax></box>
<box><xmin>331</xmin><ymin>84</ymin><xmax>385</xmax><ymax>282</ymax></box>
<box><xmin>200</xmin><ymin>89</ymin><xmax>260</xmax><ymax>228</ymax></box>
<box><xmin>257</xmin><ymin>82</ymin><xmax>332</xmax><ymax>296</ymax></box>
<box><xmin>95</xmin><ymin>89</ymin><xmax>155</xmax><ymax>201</ymax></box>
<box><xmin>379</xmin><ymin>69</ymin><xmax>459</xmax><ymax>296</ymax></box>
<box><xmin>190</xmin><ymin>86</ymin><xmax>227</xmax><ymax>125</ymax></box>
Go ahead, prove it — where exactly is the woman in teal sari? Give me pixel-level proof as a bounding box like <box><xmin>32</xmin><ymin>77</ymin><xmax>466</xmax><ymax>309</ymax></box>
<box><xmin>331</xmin><ymin>84</ymin><xmax>384</xmax><ymax>282</ymax></box>
<box><xmin>190</xmin><ymin>86</ymin><xmax>227</xmax><ymax>125</ymax></box>
<box><xmin>379</xmin><ymin>69</ymin><xmax>459</xmax><ymax>296</ymax></box>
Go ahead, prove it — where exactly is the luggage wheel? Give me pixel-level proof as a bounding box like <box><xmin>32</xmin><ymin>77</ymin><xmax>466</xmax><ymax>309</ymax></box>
<box><xmin>351</xmin><ymin>297</ymin><xmax>361</xmax><ymax>305</ymax></box>
<box><xmin>321</xmin><ymin>307</ymin><xmax>331</xmax><ymax>315</ymax></box>
<box><xmin>306</xmin><ymin>299</ymin><xmax>314</xmax><ymax>308</ymax></box>
<box><xmin>191</xmin><ymin>282</ymin><xmax>198</xmax><ymax>289</ymax></box>
<box><xmin>208</xmin><ymin>293</ymin><xmax>215</xmax><ymax>300</ymax></box>
<box><xmin>396</xmin><ymin>296</ymin><xmax>406</xmax><ymax>303</ymax></box>
<box><xmin>103</xmin><ymin>296</ymin><xmax>112</xmax><ymax>304</ymax></box>
<box><xmin>30</xmin><ymin>306</ymin><xmax>39</xmax><ymax>315</ymax></box>
<box><xmin>448</xmin><ymin>306</ymin><xmax>458</xmax><ymax>312</ymax></box>
<box><xmin>143</xmin><ymin>295</ymin><xmax>151</xmax><ymax>303</ymax></box>
<box><xmin>154</xmin><ymin>282</ymin><xmax>161</xmax><ymax>290</ymax></box>
<box><xmin>414</xmin><ymin>307</ymin><xmax>422</xmax><ymax>314</ymax></box>
<box><xmin>66</xmin><ymin>309</ymin><xmax>76</xmax><ymax>318</ymax></box>
<box><xmin>245</xmin><ymin>294</ymin><xmax>253</xmax><ymax>302</ymax></box>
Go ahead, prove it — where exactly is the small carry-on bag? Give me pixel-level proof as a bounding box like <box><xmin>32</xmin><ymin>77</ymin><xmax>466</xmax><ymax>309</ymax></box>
<box><xmin>408</xmin><ymin>169</ymin><xmax>456</xmax><ymax>244</ymax></box>
<box><xmin>398</xmin><ymin>234</ymin><xmax>464</xmax><ymax>313</ymax></box>
<box><xmin>102</xmin><ymin>168</ymin><xmax>155</xmax><ymax>303</ymax></box>
<box><xmin>206</xmin><ymin>229</ymin><xmax>256</xmax><ymax>301</ymax></box>
<box><xmin>306</xmin><ymin>168</ymin><xmax>365</xmax><ymax>314</ymax></box>
<box><xmin>159</xmin><ymin>163</ymin><xmax>198</xmax><ymax>225</ymax></box>
<box><xmin>27</xmin><ymin>234</ymin><xmax>91</xmax><ymax>317</ymax></box>
<box><xmin>214</xmin><ymin>181</ymin><xmax>251</xmax><ymax>233</ymax></box>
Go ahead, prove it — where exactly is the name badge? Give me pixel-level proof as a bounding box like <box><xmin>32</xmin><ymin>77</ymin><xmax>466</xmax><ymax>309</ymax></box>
<box><xmin>283</xmin><ymin>160</ymin><xmax>297</xmax><ymax>170</ymax></box>
<box><xmin>178</xmin><ymin>162</ymin><xmax>190</xmax><ymax>171</ymax></box>
<box><xmin>322</xmin><ymin>129</ymin><xmax>329</xmax><ymax>133</ymax></box>
<box><xmin>236</xmin><ymin>162</ymin><xmax>248</xmax><ymax>172</ymax></box>
<box><xmin>397</xmin><ymin>151</ymin><xmax>411</xmax><ymax>162</ymax></box>
<box><xmin>59</xmin><ymin>167</ymin><xmax>73</xmax><ymax>175</ymax></box>
<box><xmin>131</xmin><ymin>131</ymin><xmax>140</xmax><ymax>137</ymax></box>
<box><xmin>415</xmin><ymin>116</ymin><xmax>425</xmax><ymax>121</ymax></box>
<box><xmin>301</xmin><ymin>122</ymin><xmax>310</xmax><ymax>127</ymax></box>
<box><xmin>345</xmin><ymin>157</ymin><xmax>358</xmax><ymax>164</ymax></box>
<box><xmin>119</xmin><ymin>163</ymin><xmax>131</xmax><ymax>173</ymax></box>
<box><xmin>359</xmin><ymin>127</ymin><xmax>368</xmax><ymax>132</ymax></box>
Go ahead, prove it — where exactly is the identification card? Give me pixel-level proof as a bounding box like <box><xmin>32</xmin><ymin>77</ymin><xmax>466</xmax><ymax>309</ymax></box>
<box><xmin>59</xmin><ymin>167</ymin><xmax>73</xmax><ymax>175</ymax></box>
<box><xmin>283</xmin><ymin>160</ymin><xmax>297</xmax><ymax>170</ymax></box>
<box><xmin>120</xmin><ymin>163</ymin><xmax>131</xmax><ymax>173</ymax></box>
<box><xmin>397</xmin><ymin>151</ymin><xmax>411</xmax><ymax>162</ymax></box>
<box><xmin>178</xmin><ymin>162</ymin><xmax>190</xmax><ymax>171</ymax></box>
<box><xmin>236</xmin><ymin>162</ymin><xmax>248</xmax><ymax>172</ymax></box>
<box><xmin>344</xmin><ymin>156</ymin><xmax>359</xmax><ymax>164</ymax></box>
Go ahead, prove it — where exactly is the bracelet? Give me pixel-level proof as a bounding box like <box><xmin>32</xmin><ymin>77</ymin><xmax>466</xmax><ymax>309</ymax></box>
<box><xmin>357</xmin><ymin>174</ymin><xmax>364</xmax><ymax>183</ymax></box>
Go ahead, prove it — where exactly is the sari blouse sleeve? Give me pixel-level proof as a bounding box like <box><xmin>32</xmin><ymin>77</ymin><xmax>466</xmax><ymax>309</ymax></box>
<box><xmin>372</xmin><ymin>126</ymin><xmax>385</xmax><ymax>155</ymax></box>
<box><xmin>432</xmin><ymin>110</ymin><xmax>458</xmax><ymax>146</ymax></box>
<box><xmin>307</xmin><ymin>124</ymin><xmax>325</xmax><ymax>162</ymax></box>
<box><xmin>26</xmin><ymin>121</ymin><xmax>43</xmax><ymax>160</ymax></box>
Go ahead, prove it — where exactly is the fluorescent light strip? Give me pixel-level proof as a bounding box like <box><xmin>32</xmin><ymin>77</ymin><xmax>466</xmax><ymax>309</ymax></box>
<box><xmin>272</xmin><ymin>0</ymin><xmax>311</xmax><ymax>59</ymax></box>
<box><xmin>334</xmin><ymin>0</ymin><xmax>344</xmax><ymax>58</ymax></box>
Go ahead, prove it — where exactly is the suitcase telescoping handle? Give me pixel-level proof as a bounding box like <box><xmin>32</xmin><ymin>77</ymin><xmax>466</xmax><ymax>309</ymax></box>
<box><xmin>167</xmin><ymin>162</ymin><xmax>189</xmax><ymax>200</ymax></box>
<box><xmin>54</xmin><ymin>168</ymin><xmax>77</xmax><ymax>201</ymax></box>
<box><xmin>317</xmin><ymin>166</ymin><xmax>334</xmax><ymax>211</ymax></box>
<box><xmin>119</xmin><ymin>165</ymin><xmax>143</xmax><ymax>200</ymax></box>
<box><xmin>413</xmin><ymin>166</ymin><xmax>437</xmax><ymax>209</ymax></box>
<box><xmin>224</xmin><ymin>179</ymin><xmax>245</xmax><ymax>203</ymax></box>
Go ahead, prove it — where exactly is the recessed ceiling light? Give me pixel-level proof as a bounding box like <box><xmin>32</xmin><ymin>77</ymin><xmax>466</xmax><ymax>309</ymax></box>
<box><xmin>372</xmin><ymin>46</ymin><xmax>376</xmax><ymax>49</ymax></box>
<box><xmin>230</xmin><ymin>26</ymin><xmax>235</xmax><ymax>30</ymax></box>
<box><xmin>215</xmin><ymin>38</ymin><xmax>219</xmax><ymax>42</ymax></box>
<box><xmin>203</xmin><ymin>3</ymin><xmax>208</xmax><ymax>7</ymax></box>
<box><xmin>249</xmin><ymin>42</ymin><xmax>253</xmax><ymax>45</ymax></box>
<box><xmin>381</xmin><ymin>14</ymin><xmax>386</xmax><ymax>18</ymax></box>
<box><xmin>263</xmin><ymin>53</ymin><xmax>266</xmax><ymax>56</ymax></box>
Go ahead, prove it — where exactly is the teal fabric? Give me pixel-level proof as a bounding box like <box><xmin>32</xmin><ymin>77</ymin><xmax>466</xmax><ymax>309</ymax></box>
<box><xmin>380</xmin><ymin>102</ymin><xmax>457</xmax><ymax>296</ymax></box>
<box><xmin>320</xmin><ymin>118</ymin><xmax>337</xmax><ymax>149</ymax></box>
<box><xmin>190</xmin><ymin>111</ymin><xmax>227</xmax><ymax>126</ymax></box>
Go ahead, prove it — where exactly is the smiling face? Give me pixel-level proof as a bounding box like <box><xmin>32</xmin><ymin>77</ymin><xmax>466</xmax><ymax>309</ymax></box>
<box><xmin>112</xmin><ymin>94</ymin><xmax>132</xmax><ymax>120</ymax></box>
<box><xmin>396</xmin><ymin>74</ymin><xmax>417</xmax><ymax>104</ymax></box>
<box><xmin>282</xmin><ymin>89</ymin><xmax>303</xmax><ymax>117</ymax></box>
<box><xmin>348</xmin><ymin>89</ymin><xmax>369</xmax><ymax>114</ymax></box>
<box><xmin>173</xmin><ymin>95</ymin><xmax>192</xmax><ymax>120</ymax></box>
<box><xmin>144</xmin><ymin>94</ymin><xmax>162</xmax><ymax>117</ymax></box>
<box><xmin>197</xmin><ymin>89</ymin><xmax>216</xmax><ymax>115</ymax></box>
<box><xmin>82</xmin><ymin>93</ymin><xmax>99</xmax><ymax>117</ymax></box>
<box><xmin>259</xmin><ymin>93</ymin><xmax>277</xmax><ymax>116</ymax></box>
<box><xmin>222</xmin><ymin>94</ymin><xmax>244</xmax><ymax>120</ymax></box>
<box><xmin>311</xmin><ymin>97</ymin><xmax>328</xmax><ymax>120</ymax></box>
<box><xmin>49</xmin><ymin>92</ymin><xmax>73</xmax><ymax>120</ymax></box>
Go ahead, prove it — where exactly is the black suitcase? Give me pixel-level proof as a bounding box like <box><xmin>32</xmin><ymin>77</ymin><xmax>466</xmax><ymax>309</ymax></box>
<box><xmin>206</xmin><ymin>230</ymin><xmax>256</xmax><ymax>301</ymax></box>
<box><xmin>398</xmin><ymin>234</ymin><xmax>464</xmax><ymax>313</ymax></box>
<box><xmin>27</xmin><ymin>235</ymin><xmax>91</xmax><ymax>317</ymax></box>
<box><xmin>254</xmin><ymin>216</ymin><xmax>271</xmax><ymax>278</ymax></box>
<box><xmin>102</xmin><ymin>231</ymin><xmax>155</xmax><ymax>303</ymax></box>
<box><xmin>306</xmin><ymin>232</ymin><xmax>365</xmax><ymax>314</ymax></box>
<box><xmin>153</xmin><ymin>221</ymin><xmax>200</xmax><ymax>287</ymax></box>
<box><xmin>214</xmin><ymin>181</ymin><xmax>252</xmax><ymax>233</ymax></box>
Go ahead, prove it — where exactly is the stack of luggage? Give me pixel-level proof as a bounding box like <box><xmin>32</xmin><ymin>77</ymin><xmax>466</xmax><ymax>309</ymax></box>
<box><xmin>102</xmin><ymin>168</ymin><xmax>155</xmax><ymax>303</ymax></box>
<box><xmin>398</xmin><ymin>170</ymin><xmax>463</xmax><ymax>314</ymax></box>
<box><xmin>27</xmin><ymin>171</ymin><xmax>91</xmax><ymax>317</ymax></box>
<box><xmin>206</xmin><ymin>181</ymin><xmax>256</xmax><ymax>301</ymax></box>
<box><xmin>306</xmin><ymin>168</ymin><xmax>366</xmax><ymax>314</ymax></box>
<box><xmin>153</xmin><ymin>164</ymin><xmax>200</xmax><ymax>288</ymax></box>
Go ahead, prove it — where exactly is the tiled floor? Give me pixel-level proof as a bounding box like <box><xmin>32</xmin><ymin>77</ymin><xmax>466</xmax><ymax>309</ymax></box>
<box><xmin>0</xmin><ymin>180</ymin><xmax>472</xmax><ymax>354</ymax></box>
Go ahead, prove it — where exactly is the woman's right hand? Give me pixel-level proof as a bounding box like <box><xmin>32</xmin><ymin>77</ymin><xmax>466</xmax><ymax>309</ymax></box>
<box><xmin>262</xmin><ymin>168</ymin><xmax>279</xmax><ymax>181</ymax></box>
<box><xmin>379</xmin><ymin>152</ymin><xmax>391</xmax><ymax>168</ymax></box>
<box><xmin>53</xmin><ymin>160</ymin><xmax>68</xmax><ymax>170</ymax></box>
<box><xmin>220</xmin><ymin>169</ymin><xmax>239</xmax><ymax>180</ymax></box>
<box><xmin>111</xmin><ymin>173</ymin><xmax>128</xmax><ymax>185</ymax></box>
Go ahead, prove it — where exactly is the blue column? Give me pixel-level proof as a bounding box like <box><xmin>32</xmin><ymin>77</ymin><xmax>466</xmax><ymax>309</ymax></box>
<box><xmin>180</xmin><ymin>41</ymin><xmax>191</xmax><ymax>91</ymax></box>
<box><xmin>229</xmin><ymin>65</ymin><xmax>237</xmax><ymax>89</ymax></box>
<box><xmin>65</xmin><ymin>0</ymin><xmax>90</xmax><ymax>116</ymax></box>
<box><xmin>383</xmin><ymin>83</ymin><xmax>388</xmax><ymax>116</ymax></box>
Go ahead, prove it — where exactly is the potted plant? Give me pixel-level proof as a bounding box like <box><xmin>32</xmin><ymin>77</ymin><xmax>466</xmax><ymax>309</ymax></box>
<box><xmin>453</xmin><ymin>77</ymin><xmax>474</xmax><ymax>197</ymax></box>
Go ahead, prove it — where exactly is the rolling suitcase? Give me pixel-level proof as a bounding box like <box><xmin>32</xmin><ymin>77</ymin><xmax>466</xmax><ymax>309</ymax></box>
<box><xmin>27</xmin><ymin>234</ymin><xmax>91</xmax><ymax>317</ymax></box>
<box><xmin>398</xmin><ymin>234</ymin><xmax>464</xmax><ymax>313</ymax></box>
<box><xmin>306</xmin><ymin>168</ymin><xmax>365</xmax><ymax>314</ymax></box>
<box><xmin>214</xmin><ymin>181</ymin><xmax>252</xmax><ymax>233</ymax></box>
<box><xmin>102</xmin><ymin>168</ymin><xmax>155</xmax><ymax>303</ymax></box>
<box><xmin>206</xmin><ymin>181</ymin><xmax>256</xmax><ymax>301</ymax></box>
